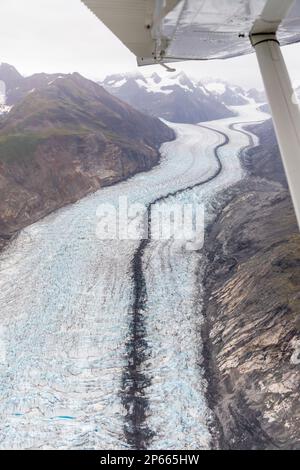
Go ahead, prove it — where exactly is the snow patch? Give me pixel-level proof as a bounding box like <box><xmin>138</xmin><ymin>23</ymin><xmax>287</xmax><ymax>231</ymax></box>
<box><xmin>290</xmin><ymin>339</ymin><xmax>300</xmax><ymax>365</ymax></box>
<box><xmin>111</xmin><ymin>78</ymin><xmax>126</xmax><ymax>88</ymax></box>
<box><xmin>205</xmin><ymin>82</ymin><xmax>226</xmax><ymax>95</ymax></box>
<box><xmin>0</xmin><ymin>104</ymin><xmax>12</xmax><ymax>115</ymax></box>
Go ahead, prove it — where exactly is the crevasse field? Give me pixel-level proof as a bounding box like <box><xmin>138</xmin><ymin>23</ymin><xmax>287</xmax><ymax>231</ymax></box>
<box><xmin>0</xmin><ymin>104</ymin><xmax>267</xmax><ymax>449</ymax></box>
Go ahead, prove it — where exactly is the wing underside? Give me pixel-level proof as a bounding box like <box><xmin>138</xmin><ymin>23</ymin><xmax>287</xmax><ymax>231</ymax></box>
<box><xmin>82</xmin><ymin>0</ymin><xmax>300</xmax><ymax>65</ymax></box>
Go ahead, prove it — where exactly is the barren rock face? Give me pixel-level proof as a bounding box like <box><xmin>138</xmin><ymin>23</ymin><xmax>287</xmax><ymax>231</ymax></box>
<box><xmin>202</xmin><ymin>120</ymin><xmax>300</xmax><ymax>450</ymax></box>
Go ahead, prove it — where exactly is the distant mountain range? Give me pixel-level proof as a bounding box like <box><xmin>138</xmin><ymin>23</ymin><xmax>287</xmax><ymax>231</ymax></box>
<box><xmin>100</xmin><ymin>71</ymin><xmax>266</xmax><ymax>123</ymax></box>
<box><xmin>202</xmin><ymin>79</ymin><xmax>266</xmax><ymax>105</ymax></box>
<box><xmin>0</xmin><ymin>63</ymin><xmax>174</xmax><ymax>249</ymax></box>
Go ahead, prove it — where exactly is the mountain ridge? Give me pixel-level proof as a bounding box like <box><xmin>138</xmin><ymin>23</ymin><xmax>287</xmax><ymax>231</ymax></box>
<box><xmin>100</xmin><ymin>71</ymin><xmax>237</xmax><ymax>123</ymax></box>
<box><xmin>100</xmin><ymin>71</ymin><xmax>266</xmax><ymax>124</ymax></box>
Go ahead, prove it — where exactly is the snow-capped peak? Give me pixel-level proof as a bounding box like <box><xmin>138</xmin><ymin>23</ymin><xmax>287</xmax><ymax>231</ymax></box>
<box><xmin>200</xmin><ymin>78</ymin><xmax>251</xmax><ymax>106</ymax></box>
<box><xmin>100</xmin><ymin>71</ymin><xmax>266</xmax><ymax>124</ymax></box>
<box><xmin>102</xmin><ymin>70</ymin><xmax>198</xmax><ymax>95</ymax></box>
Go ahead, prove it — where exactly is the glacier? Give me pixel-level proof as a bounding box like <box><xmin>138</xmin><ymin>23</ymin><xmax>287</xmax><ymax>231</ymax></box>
<box><xmin>0</xmin><ymin>104</ymin><xmax>267</xmax><ymax>449</ymax></box>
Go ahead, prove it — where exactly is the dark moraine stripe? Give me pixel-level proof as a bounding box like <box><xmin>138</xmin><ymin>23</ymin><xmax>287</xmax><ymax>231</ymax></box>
<box><xmin>121</xmin><ymin>124</ymin><xmax>231</xmax><ymax>450</ymax></box>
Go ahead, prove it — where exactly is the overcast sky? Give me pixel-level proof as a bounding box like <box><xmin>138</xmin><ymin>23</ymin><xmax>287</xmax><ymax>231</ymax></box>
<box><xmin>1</xmin><ymin>0</ymin><xmax>300</xmax><ymax>90</ymax></box>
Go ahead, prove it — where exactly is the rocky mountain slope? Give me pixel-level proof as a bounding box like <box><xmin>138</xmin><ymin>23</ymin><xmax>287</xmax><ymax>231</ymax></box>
<box><xmin>0</xmin><ymin>68</ymin><xmax>174</xmax><ymax>251</ymax></box>
<box><xmin>101</xmin><ymin>71</ymin><xmax>237</xmax><ymax>123</ymax></box>
<box><xmin>202</xmin><ymin>119</ymin><xmax>300</xmax><ymax>449</ymax></box>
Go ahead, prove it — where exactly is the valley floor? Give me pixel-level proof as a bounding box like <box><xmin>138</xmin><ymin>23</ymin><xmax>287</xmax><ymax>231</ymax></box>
<box><xmin>0</xmin><ymin>104</ymin><xmax>267</xmax><ymax>449</ymax></box>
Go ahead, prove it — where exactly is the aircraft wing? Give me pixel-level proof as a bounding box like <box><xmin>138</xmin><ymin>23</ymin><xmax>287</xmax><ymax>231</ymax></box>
<box><xmin>82</xmin><ymin>0</ymin><xmax>300</xmax><ymax>65</ymax></box>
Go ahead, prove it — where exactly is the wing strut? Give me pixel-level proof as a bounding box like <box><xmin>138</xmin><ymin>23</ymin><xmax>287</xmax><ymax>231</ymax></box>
<box><xmin>252</xmin><ymin>33</ymin><xmax>300</xmax><ymax>228</ymax></box>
